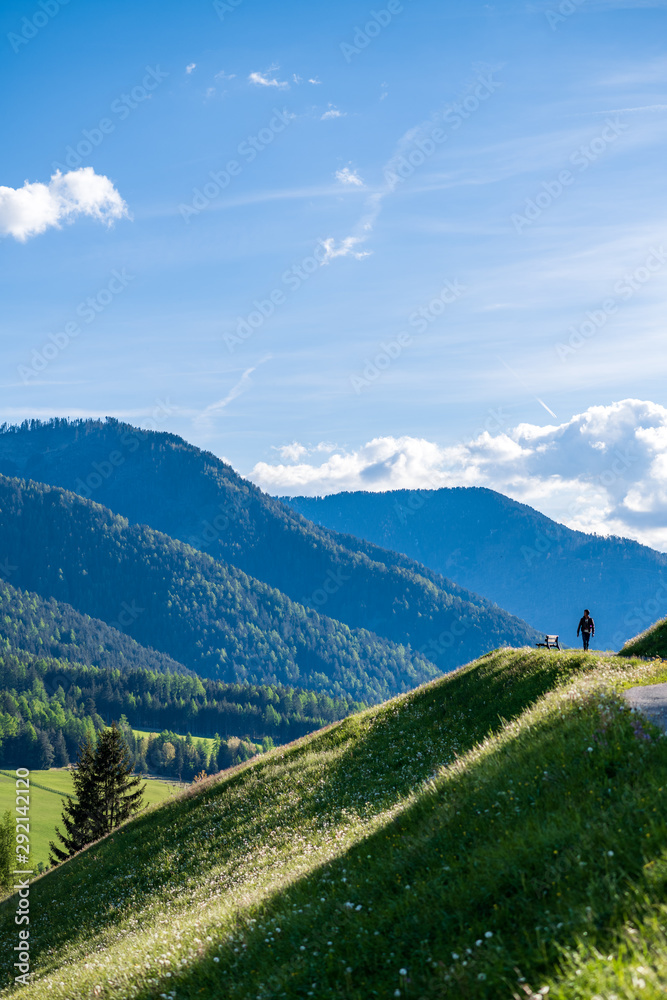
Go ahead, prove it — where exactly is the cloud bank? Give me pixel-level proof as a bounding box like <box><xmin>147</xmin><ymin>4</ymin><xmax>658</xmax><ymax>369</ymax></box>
<box><xmin>250</xmin><ymin>399</ymin><xmax>667</xmax><ymax>551</ymax></box>
<box><xmin>0</xmin><ymin>168</ymin><xmax>129</xmax><ymax>242</ymax></box>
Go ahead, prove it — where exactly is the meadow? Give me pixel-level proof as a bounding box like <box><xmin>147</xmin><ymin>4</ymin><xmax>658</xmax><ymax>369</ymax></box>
<box><xmin>0</xmin><ymin>647</ymin><xmax>666</xmax><ymax>998</ymax></box>
<box><xmin>0</xmin><ymin>770</ymin><xmax>183</xmax><ymax>871</ymax></box>
<box><xmin>130</xmin><ymin>728</ymin><xmax>217</xmax><ymax>754</ymax></box>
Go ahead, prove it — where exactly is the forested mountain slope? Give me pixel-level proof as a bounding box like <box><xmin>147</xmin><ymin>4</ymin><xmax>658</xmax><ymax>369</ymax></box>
<box><xmin>0</xmin><ymin>419</ymin><xmax>540</xmax><ymax>670</ymax></box>
<box><xmin>285</xmin><ymin>487</ymin><xmax>667</xmax><ymax>647</ymax></box>
<box><xmin>0</xmin><ymin>579</ymin><xmax>190</xmax><ymax>675</ymax></box>
<box><xmin>0</xmin><ymin>474</ymin><xmax>436</xmax><ymax>703</ymax></box>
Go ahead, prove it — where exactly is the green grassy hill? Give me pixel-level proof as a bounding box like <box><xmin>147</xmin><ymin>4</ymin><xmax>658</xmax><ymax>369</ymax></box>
<box><xmin>1</xmin><ymin>647</ymin><xmax>667</xmax><ymax>998</ymax></box>
<box><xmin>621</xmin><ymin>614</ymin><xmax>667</xmax><ymax>659</ymax></box>
<box><xmin>0</xmin><ymin>770</ymin><xmax>182</xmax><ymax>871</ymax></box>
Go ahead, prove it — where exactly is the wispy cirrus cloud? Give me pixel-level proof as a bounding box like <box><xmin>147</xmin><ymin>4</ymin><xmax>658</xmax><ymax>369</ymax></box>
<box><xmin>0</xmin><ymin>167</ymin><xmax>129</xmax><ymax>242</ymax></box>
<box><xmin>249</xmin><ymin>65</ymin><xmax>289</xmax><ymax>89</ymax></box>
<box><xmin>194</xmin><ymin>357</ymin><xmax>271</xmax><ymax>432</ymax></box>
<box><xmin>319</xmin><ymin>235</ymin><xmax>371</xmax><ymax>263</ymax></box>
<box><xmin>317</xmin><ymin>70</ymin><xmax>500</xmax><ymax>264</ymax></box>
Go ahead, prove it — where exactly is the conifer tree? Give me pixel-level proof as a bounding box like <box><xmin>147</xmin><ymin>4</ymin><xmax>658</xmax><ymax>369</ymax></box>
<box><xmin>52</xmin><ymin>730</ymin><xmax>69</xmax><ymax>767</ymax></box>
<box><xmin>49</xmin><ymin>726</ymin><xmax>145</xmax><ymax>865</ymax></box>
<box><xmin>50</xmin><ymin>737</ymin><xmax>101</xmax><ymax>864</ymax></box>
<box><xmin>37</xmin><ymin>730</ymin><xmax>54</xmax><ymax>769</ymax></box>
<box><xmin>93</xmin><ymin>724</ymin><xmax>145</xmax><ymax>832</ymax></box>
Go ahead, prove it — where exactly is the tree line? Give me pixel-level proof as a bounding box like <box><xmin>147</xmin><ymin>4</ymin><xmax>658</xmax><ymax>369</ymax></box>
<box><xmin>0</xmin><ymin>649</ymin><xmax>358</xmax><ymax>770</ymax></box>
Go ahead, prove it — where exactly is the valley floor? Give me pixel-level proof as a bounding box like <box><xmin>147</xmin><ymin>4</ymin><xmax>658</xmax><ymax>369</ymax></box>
<box><xmin>1</xmin><ymin>647</ymin><xmax>667</xmax><ymax>999</ymax></box>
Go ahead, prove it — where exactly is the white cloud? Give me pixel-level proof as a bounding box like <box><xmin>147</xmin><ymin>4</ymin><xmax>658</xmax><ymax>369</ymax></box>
<box><xmin>321</xmin><ymin>105</ymin><xmax>345</xmax><ymax>120</ymax></box>
<box><xmin>215</xmin><ymin>70</ymin><xmax>236</xmax><ymax>81</ymax></box>
<box><xmin>0</xmin><ymin>168</ymin><xmax>129</xmax><ymax>242</ymax></box>
<box><xmin>308</xmin><ymin>77</ymin><xmax>322</xmax><ymax>85</ymax></box>
<box><xmin>249</xmin><ymin>399</ymin><xmax>667</xmax><ymax>551</ymax></box>
<box><xmin>277</xmin><ymin>442</ymin><xmax>308</xmax><ymax>462</ymax></box>
<box><xmin>319</xmin><ymin>235</ymin><xmax>371</xmax><ymax>264</ymax></box>
<box><xmin>249</xmin><ymin>65</ymin><xmax>289</xmax><ymax>89</ymax></box>
<box><xmin>185</xmin><ymin>63</ymin><xmax>196</xmax><ymax>74</ymax></box>
<box><xmin>335</xmin><ymin>167</ymin><xmax>364</xmax><ymax>187</ymax></box>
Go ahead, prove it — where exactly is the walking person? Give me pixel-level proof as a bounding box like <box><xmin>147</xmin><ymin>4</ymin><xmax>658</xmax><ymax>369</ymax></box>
<box><xmin>577</xmin><ymin>609</ymin><xmax>595</xmax><ymax>651</ymax></box>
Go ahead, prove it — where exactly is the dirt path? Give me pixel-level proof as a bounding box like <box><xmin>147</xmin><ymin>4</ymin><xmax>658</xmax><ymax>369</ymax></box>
<box><xmin>623</xmin><ymin>683</ymin><xmax>667</xmax><ymax>732</ymax></box>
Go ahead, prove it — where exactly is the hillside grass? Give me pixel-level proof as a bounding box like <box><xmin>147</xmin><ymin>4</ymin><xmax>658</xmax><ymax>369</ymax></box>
<box><xmin>0</xmin><ymin>770</ymin><xmax>182</xmax><ymax>870</ymax></box>
<box><xmin>1</xmin><ymin>648</ymin><xmax>667</xmax><ymax>998</ymax></box>
<box><xmin>621</xmin><ymin>614</ymin><xmax>667</xmax><ymax>659</ymax></box>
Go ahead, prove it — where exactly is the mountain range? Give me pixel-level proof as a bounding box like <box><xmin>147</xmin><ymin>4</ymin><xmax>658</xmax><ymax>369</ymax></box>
<box><xmin>284</xmin><ymin>487</ymin><xmax>667</xmax><ymax>648</ymax></box>
<box><xmin>0</xmin><ymin>419</ymin><xmax>539</xmax><ymax>681</ymax></box>
<box><xmin>0</xmin><ymin>473</ymin><xmax>436</xmax><ymax>703</ymax></box>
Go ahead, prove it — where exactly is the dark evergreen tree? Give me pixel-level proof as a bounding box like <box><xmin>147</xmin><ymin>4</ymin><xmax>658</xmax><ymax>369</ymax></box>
<box><xmin>50</xmin><ymin>738</ymin><xmax>102</xmax><ymax>864</ymax></box>
<box><xmin>52</xmin><ymin>730</ymin><xmax>69</xmax><ymax>767</ymax></box>
<box><xmin>174</xmin><ymin>739</ymin><xmax>185</xmax><ymax>780</ymax></box>
<box><xmin>206</xmin><ymin>749</ymin><xmax>218</xmax><ymax>775</ymax></box>
<box><xmin>21</xmin><ymin>722</ymin><xmax>39</xmax><ymax>768</ymax></box>
<box><xmin>50</xmin><ymin>727</ymin><xmax>145</xmax><ymax>865</ymax></box>
<box><xmin>217</xmin><ymin>741</ymin><xmax>235</xmax><ymax>770</ymax></box>
<box><xmin>37</xmin><ymin>730</ymin><xmax>54</xmax><ymax>769</ymax></box>
<box><xmin>93</xmin><ymin>724</ymin><xmax>145</xmax><ymax>832</ymax></box>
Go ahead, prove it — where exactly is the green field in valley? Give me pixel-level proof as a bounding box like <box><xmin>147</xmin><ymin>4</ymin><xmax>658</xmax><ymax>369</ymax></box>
<box><xmin>0</xmin><ymin>770</ymin><xmax>183</xmax><ymax>870</ymax></box>
<box><xmin>130</xmin><ymin>728</ymin><xmax>217</xmax><ymax>752</ymax></box>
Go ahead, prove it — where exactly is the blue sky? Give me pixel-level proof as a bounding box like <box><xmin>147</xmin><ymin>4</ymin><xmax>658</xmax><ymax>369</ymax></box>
<box><xmin>2</xmin><ymin>0</ymin><xmax>667</xmax><ymax>544</ymax></box>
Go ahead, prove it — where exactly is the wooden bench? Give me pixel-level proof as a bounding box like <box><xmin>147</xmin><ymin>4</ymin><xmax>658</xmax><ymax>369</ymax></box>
<box><xmin>536</xmin><ymin>634</ymin><xmax>560</xmax><ymax>650</ymax></box>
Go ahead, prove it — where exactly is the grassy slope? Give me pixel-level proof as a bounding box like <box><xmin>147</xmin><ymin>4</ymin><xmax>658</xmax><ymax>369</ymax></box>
<box><xmin>622</xmin><ymin>615</ymin><xmax>667</xmax><ymax>659</ymax></box>
<box><xmin>1</xmin><ymin>649</ymin><xmax>667</xmax><ymax>998</ymax></box>
<box><xmin>0</xmin><ymin>771</ymin><xmax>183</xmax><ymax>869</ymax></box>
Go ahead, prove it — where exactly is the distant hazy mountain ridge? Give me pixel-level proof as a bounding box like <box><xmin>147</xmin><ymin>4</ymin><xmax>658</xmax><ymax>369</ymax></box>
<box><xmin>284</xmin><ymin>487</ymin><xmax>667</xmax><ymax>647</ymax></box>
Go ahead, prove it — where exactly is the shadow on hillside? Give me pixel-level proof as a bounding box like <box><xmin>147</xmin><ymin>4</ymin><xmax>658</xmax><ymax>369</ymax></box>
<box><xmin>130</xmin><ymin>673</ymin><xmax>667</xmax><ymax>999</ymax></box>
<box><xmin>0</xmin><ymin>650</ymin><xmax>644</xmax><ymax>993</ymax></box>
<box><xmin>289</xmin><ymin>646</ymin><xmax>598</xmax><ymax>813</ymax></box>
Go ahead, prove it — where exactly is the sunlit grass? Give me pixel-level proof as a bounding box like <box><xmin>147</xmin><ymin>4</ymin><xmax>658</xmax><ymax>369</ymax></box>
<box><xmin>1</xmin><ymin>648</ymin><xmax>666</xmax><ymax>998</ymax></box>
